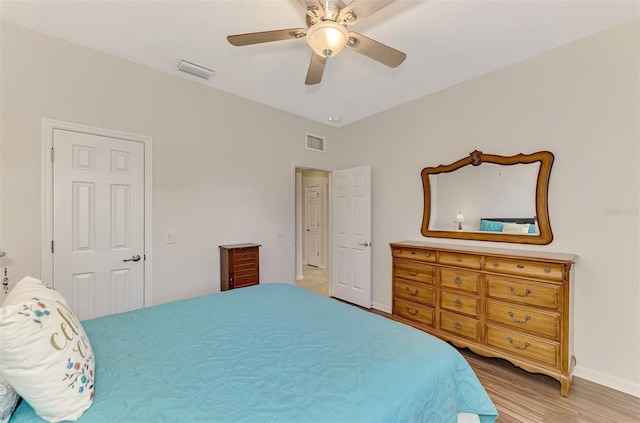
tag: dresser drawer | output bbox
[392,246,436,263]
[393,279,435,306]
[486,276,560,310]
[486,256,564,281]
[440,291,479,317]
[440,311,480,341]
[486,325,559,367]
[439,252,481,270]
[393,259,435,284]
[487,301,560,339]
[441,269,479,293]
[394,298,435,327]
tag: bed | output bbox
[479,217,538,234]
[2,279,497,423]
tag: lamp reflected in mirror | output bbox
[455,212,465,231]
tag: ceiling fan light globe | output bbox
[306,21,348,58]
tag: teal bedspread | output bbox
[11,283,497,422]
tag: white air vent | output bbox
[177,60,214,80]
[306,133,326,152]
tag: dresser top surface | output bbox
[219,243,261,249]
[390,241,576,263]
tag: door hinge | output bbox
[51,240,54,253]
[51,148,54,162]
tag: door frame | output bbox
[41,118,154,306]
[291,162,332,287]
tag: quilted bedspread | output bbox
[11,283,497,422]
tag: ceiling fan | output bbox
[227,0,406,85]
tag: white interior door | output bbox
[330,165,372,308]
[52,129,145,319]
[305,185,321,267]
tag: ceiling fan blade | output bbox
[298,0,325,21]
[338,0,396,26]
[305,53,327,85]
[347,32,406,68]
[227,28,306,46]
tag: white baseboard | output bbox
[296,274,304,281]
[574,364,640,397]
[372,301,391,314]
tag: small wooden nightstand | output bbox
[219,243,261,291]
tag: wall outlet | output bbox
[165,230,175,244]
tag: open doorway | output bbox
[295,168,329,296]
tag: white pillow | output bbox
[0,375,19,423]
[502,222,531,234]
[0,277,95,422]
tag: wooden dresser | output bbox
[219,243,261,291]
[390,241,576,396]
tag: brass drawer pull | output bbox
[455,276,462,284]
[544,267,551,273]
[425,252,431,257]
[411,251,416,255]
[509,286,532,297]
[406,268,419,276]
[405,306,419,316]
[455,299,462,307]
[454,321,462,329]
[456,256,462,262]
[395,250,401,254]
[508,311,531,323]
[508,337,531,350]
[516,264,525,269]
[405,286,419,296]
[493,261,499,267]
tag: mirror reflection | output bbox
[429,162,539,234]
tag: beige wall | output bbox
[334,20,639,395]
[1,18,638,396]
[0,21,339,305]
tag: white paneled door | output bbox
[52,129,145,320]
[331,166,372,308]
[305,185,321,267]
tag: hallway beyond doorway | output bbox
[296,265,329,297]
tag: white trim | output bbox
[573,365,640,397]
[41,118,154,307]
[371,302,392,314]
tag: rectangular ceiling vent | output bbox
[177,60,214,80]
[306,133,326,152]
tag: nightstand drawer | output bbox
[487,325,559,367]
[440,291,479,317]
[394,279,435,306]
[440,311,480,341]
[486,257,563,281]
[486,276,560,310]
[393,259,435,284]
[439,252,481,270]
[441,269,479,293]
[394,298,435,327]
[487,301,560,339]
[392,246,436,263]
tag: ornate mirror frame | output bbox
[421,150,554,245]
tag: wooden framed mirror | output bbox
[421,150,554,245]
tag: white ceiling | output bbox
[1,0,638,126]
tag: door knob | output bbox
[123,254,141,262]
[358,242,371,247]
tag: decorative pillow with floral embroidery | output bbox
[0,277,94,422]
